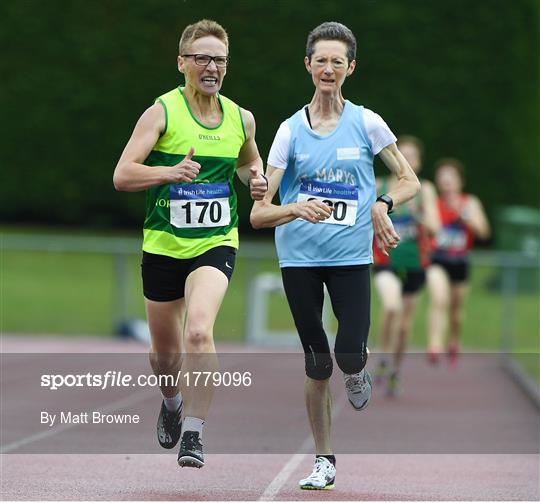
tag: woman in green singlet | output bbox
[372,135,440,396]
[113,19,267,469]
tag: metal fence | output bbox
[2,232,537,338]
[2,231,538,404]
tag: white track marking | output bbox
[259,394,348,501]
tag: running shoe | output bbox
[386,371,400,397]
[177,431,204,468]
[156,400,182,449]
[299,456,336,490]
[373,359,388,385]
[344,369,372,411]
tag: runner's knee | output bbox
[184,325,213,351]
[382,302,402,318]
[333,315,369,374]
[304,350,333,380]
[335,349,368,375]
[334,325,369,374]
[432,294,450,310]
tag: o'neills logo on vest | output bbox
[199,133,221,140]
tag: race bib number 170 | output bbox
[170,183,231,228]
[297,180,358,226]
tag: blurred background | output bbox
[1,0,538,372]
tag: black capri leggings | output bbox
[281,265,370,380]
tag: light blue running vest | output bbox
[275,101,377,267]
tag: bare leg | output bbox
[146,297,185,398]
[449,282,468,348]
[374,271,403,356]
[305,377,332,455]
[181,266,229,421]
[427,265,451,355]
[394,293,419,369]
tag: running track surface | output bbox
[1,336,539,501]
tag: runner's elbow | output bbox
[478,225,491,240]
[431,221,442,236]
[250,209,264,229]
[113,176,125,192]
[113,165,130,191]
[250,203,272,229]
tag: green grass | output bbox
[513,353,540,382]
[2,250,117,334]
[1,244,538,354]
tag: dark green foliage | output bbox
[1,0,538,230]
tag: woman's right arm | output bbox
[113,103,200,192]
[250,166,332,229]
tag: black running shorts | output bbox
[373,265,426,294]
[141,246,236,301]
[430,258,469,283]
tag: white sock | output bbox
[162,392,182,412]
[182,416,204,437]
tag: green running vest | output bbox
[142,87,246,259]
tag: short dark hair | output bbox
[435,157,465,181]
[306,22,356,62]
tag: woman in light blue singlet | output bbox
[251,22,420,490]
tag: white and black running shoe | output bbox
[177,431,204,468]
[344,369,372,410]
[299,457,336,490]
[156,401,182,449]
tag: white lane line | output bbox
[0,390,152,454]
[258,440,311,502]
[259,394,348,501]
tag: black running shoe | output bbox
[177,431,204,468]
[156,400,182,449]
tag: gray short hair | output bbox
[306,22,356,62]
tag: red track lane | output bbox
[1,336,539,501]
[271,454,539,501]
[1,453,538,500]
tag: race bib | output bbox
[297,180,358,226]
[170,183,231,228]
[437,226,467,250]
[393,216,417,241]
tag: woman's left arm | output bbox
[236,108,267,200]
[378,143,421,206]
[372,143,421,255]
